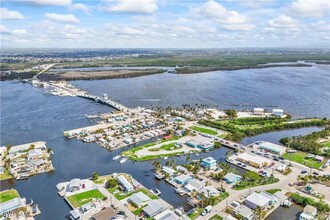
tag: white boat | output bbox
[175,188,185,196]
[150,188,161,196]
[113,155,121,161]
[195,153,199,156]
[163,157,168,160]
[154,172,165,180]
[86,114,98,119]
[119,158,127,164]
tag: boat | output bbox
[150,188,161,196]
[86,114,98,119]
[195,153,199,156]
[163,157,168,160]
[119,158,127,164]
[154,172,165,180]
[113,155,121,161]
[175,188,186,196]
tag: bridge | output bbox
[77,93,129,112]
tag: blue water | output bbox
[1,65,329,219]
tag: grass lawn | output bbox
[209,214,223,220]
[190,126,218,135]
[323,141,330,148]
[93,174,112,184]
[0,169,13,181]
[266,189,281,194]
[188,207,203,219]
[67,189,106,208]
[114,188,158,201]
[0,189,19,203]
[283,151,325,169]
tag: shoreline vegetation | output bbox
[38,68,166,81]
[198,117,329,141]
[2,54,330,81]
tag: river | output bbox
[0,65,329,219]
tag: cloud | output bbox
[45,13,80,23]
[268,15,299,29]
[194,0,254,31]
[289,0,330,17]
[105,24,146,35]
[29,0,72,6]
[0,24,8,33]
[12,29,27,35]
[70,3,91,14]
[103,0,158,13]
[1,8,25,20]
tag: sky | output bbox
[1,0,329,48]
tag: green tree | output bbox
[92,171,99,180]
[254,207,267,220]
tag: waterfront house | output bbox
[183,179,204,192]
[91,207,117,220]
[27,149,43,159]
[176,165,188,174]
[79,201,96,213]
[197,142,214,151]
[185,140,199,148]
[117,175,134,192]
[272,109,284,117]
[258,141,287,155]
[234,205,254,220]
[69,209,81,220]
[201,157,217,169]
[253,108,264,116]
[0,198,23,215]
[299,205,317,220]
[143,200,165,217]
[69,179,81,192]
[244,192,270,210]
[154,210,180,220]
[237,153,270,168]
[162,166,176,176]
[223,173,242,184]
[173,174,193,185]
[200,186,219,197]
[128,192,150,207]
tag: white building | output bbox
[299,205,317,220]
[272,109,284,117]
[253,108,264,116]
[244,192,270,210]
[237,153,271,168]
[258,141,287,155]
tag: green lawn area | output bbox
[209,214,223,220]
[190,126,218,135]
[266,189,281,194]
[112,188,158,201]
[0,169,13,181]
[66,189,106,208]
[283,151,325,169]
[323,141,330,148]
[0,189,19,203]
[188,207,203,219]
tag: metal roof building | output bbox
[117,175,134,192]
[0,198,23,215]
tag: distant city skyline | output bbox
[1,0,330,48]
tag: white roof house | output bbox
[184,179,204,192]
[234,205,254,220]
[128,192,150,207]
[258,141,287,155]
[299,205,317,220]
[253,108,264,115]
[117,175,134,192]
[237,153,271,168]
[0,198,23,215]
[200,186,219,197]
[244,192,270,209]
[162,166,176,176]
[27,149,43,158]
[143,200,164,217]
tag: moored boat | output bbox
[119,158,127,164]
[113,155,121,161]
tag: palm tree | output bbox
[254,206,267,220]
[152,160,162,171]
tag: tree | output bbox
[224,109,237,119]
[152,160,162,171]
[92,171,99,180]
[254,206,267,220]
[105,178,118,188]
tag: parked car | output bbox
[274,158,279,161]
[301,170,308,174]
[312,172,319,176]
[237,163,242,166]
[279,157,284,160]
[251,150,255,153]
[242,164,247,168]
[258,170,264,174]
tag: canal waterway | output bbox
[1,65,329,219]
